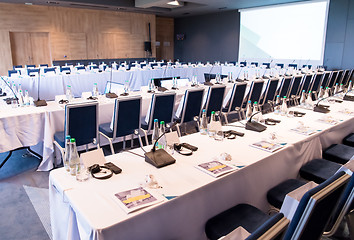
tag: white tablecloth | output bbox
[49,101,354,240]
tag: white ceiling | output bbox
[0,0,311,17]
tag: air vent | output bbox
[69,3,110,9]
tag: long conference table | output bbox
[49,100,354,240]
[4,64,271,101]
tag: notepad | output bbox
[195,161,237,178]
[113,187,164,214]
[250,140,284,153]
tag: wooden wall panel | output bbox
[30,32,51,66]
[0,31,13,75]
[0,2,158,75]
[10,32,33,66]
[156,17,174,61]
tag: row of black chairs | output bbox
[205,133,354,240]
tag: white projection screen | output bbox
[238,0,329,67]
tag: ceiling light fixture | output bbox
[167,0,180,6]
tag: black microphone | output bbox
[144,122,177,168]
[34,73,47,107]
[0,76,18,104]
[245,111,267,132]
[313,96,333,113]
[342,90,354,101]
[105,67,118,98]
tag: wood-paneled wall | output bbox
[0,3,156,75]
[156,17,174,61]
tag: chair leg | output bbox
[346,211,354,240]
[176,124,181,137]
[140,128,148,146]
[99,132,115,154]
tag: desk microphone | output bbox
[245,111,267,132]
[236,66,245,82]
[34,73,47,107]
[106,67,118,98]
[0,76,18,104]
[343,90,354,101]
[204,64,215,86]
[313,96,333,113]
[145,122,177,168]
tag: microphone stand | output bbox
[0,76,18,105]
[245,111,267,132]
[144,123,177,168]
[106,66,118,98]
[313,95,334,113]
[34,73,47,107]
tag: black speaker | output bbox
[144,41,152,52]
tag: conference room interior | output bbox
[0,0,354,239]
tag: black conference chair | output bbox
[309,72,324,100]
[323,144,354,164]
[205,206,288,240]
[221,82,247,123]
[335,70,344,85]
[248,80,264,108]
[175,88,204,136]
[343,133,354,147]
[26,64,36,68]
[251,62,258,67]
[44,67,56,74]
[288,75,303,105]
[276,63,284,68]
[8,69,20,77]
[277,76,292,99]
[320,71,332,89]
[260,78,279,111]
[53,101,99,162]
[344,69,354,87]
[341,69,352,87]
[288,63,297,69]
[27,68,40,76]
[60,66,71,73]
[99,96,143,154]
[39,64,48,67]
[300,73,314,94]
[262,62,270,69]
[204,85,226,117]
[141,92,176,144]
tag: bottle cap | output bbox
[202,109,206,113]
[154,119,158,122]
[283,96,286,98]
[70,138,76,143]
[66,135,71,139]
[254,101,258,104]
[211,111,215,114]
[160,121,165,125]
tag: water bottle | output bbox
[69,138,80,176]
[12,82,18,96]
[64,135,71,172]
[76,154,89,182]
[323,87,330,98]
[92,83,99,96]
[274,95,281,114]
[334,83,340,95]
[348,81,353,92]
[245,100,253,120]
[18,84,22,93]
[24,90,30,106]
[199,109,208,135]
[148,79,155,92]
[158,121,167,150]
[208,111,217,137]
[306,91,314,109]
[214,113,224,141]
[318,86,324,99]
[300,90,306,107]
[281,96,288,116]
[18,90,24,107]
[66,85,73,101]
[152,119,159,148]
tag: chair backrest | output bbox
[327,71,338,89]
[90,65,99,70]
[64,101,99,147]
[262,62,270,69]
[261,78,279,105]
[39,64,48,67]
[283,171,350,240]
[113,96,141,139]
[251,62,258,67]
[309,72,324,93]
[321,71,331,88]
[180,88,204,123]
[8,69,20,77]
[277,77,292,98]
[76,66,85,71]
[26,64,36,68]
[44,67,56,74]
[240,61,247,67]
[246,213,289,240]
[248,80,264,104]
[205,85,226,116]
[13,65,22,69]
[288,64,297,69]
[341,69,351,86]
[27,68,40,76]
[153,77,180,87]
[227,82,247,113]
[60,66,71,73]
[289,75,303,98]
[147,92,176,131]
[335,70,344,85]
[300,74,314,93]
[276,63,284,68]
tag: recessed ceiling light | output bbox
[167,0,180,6]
